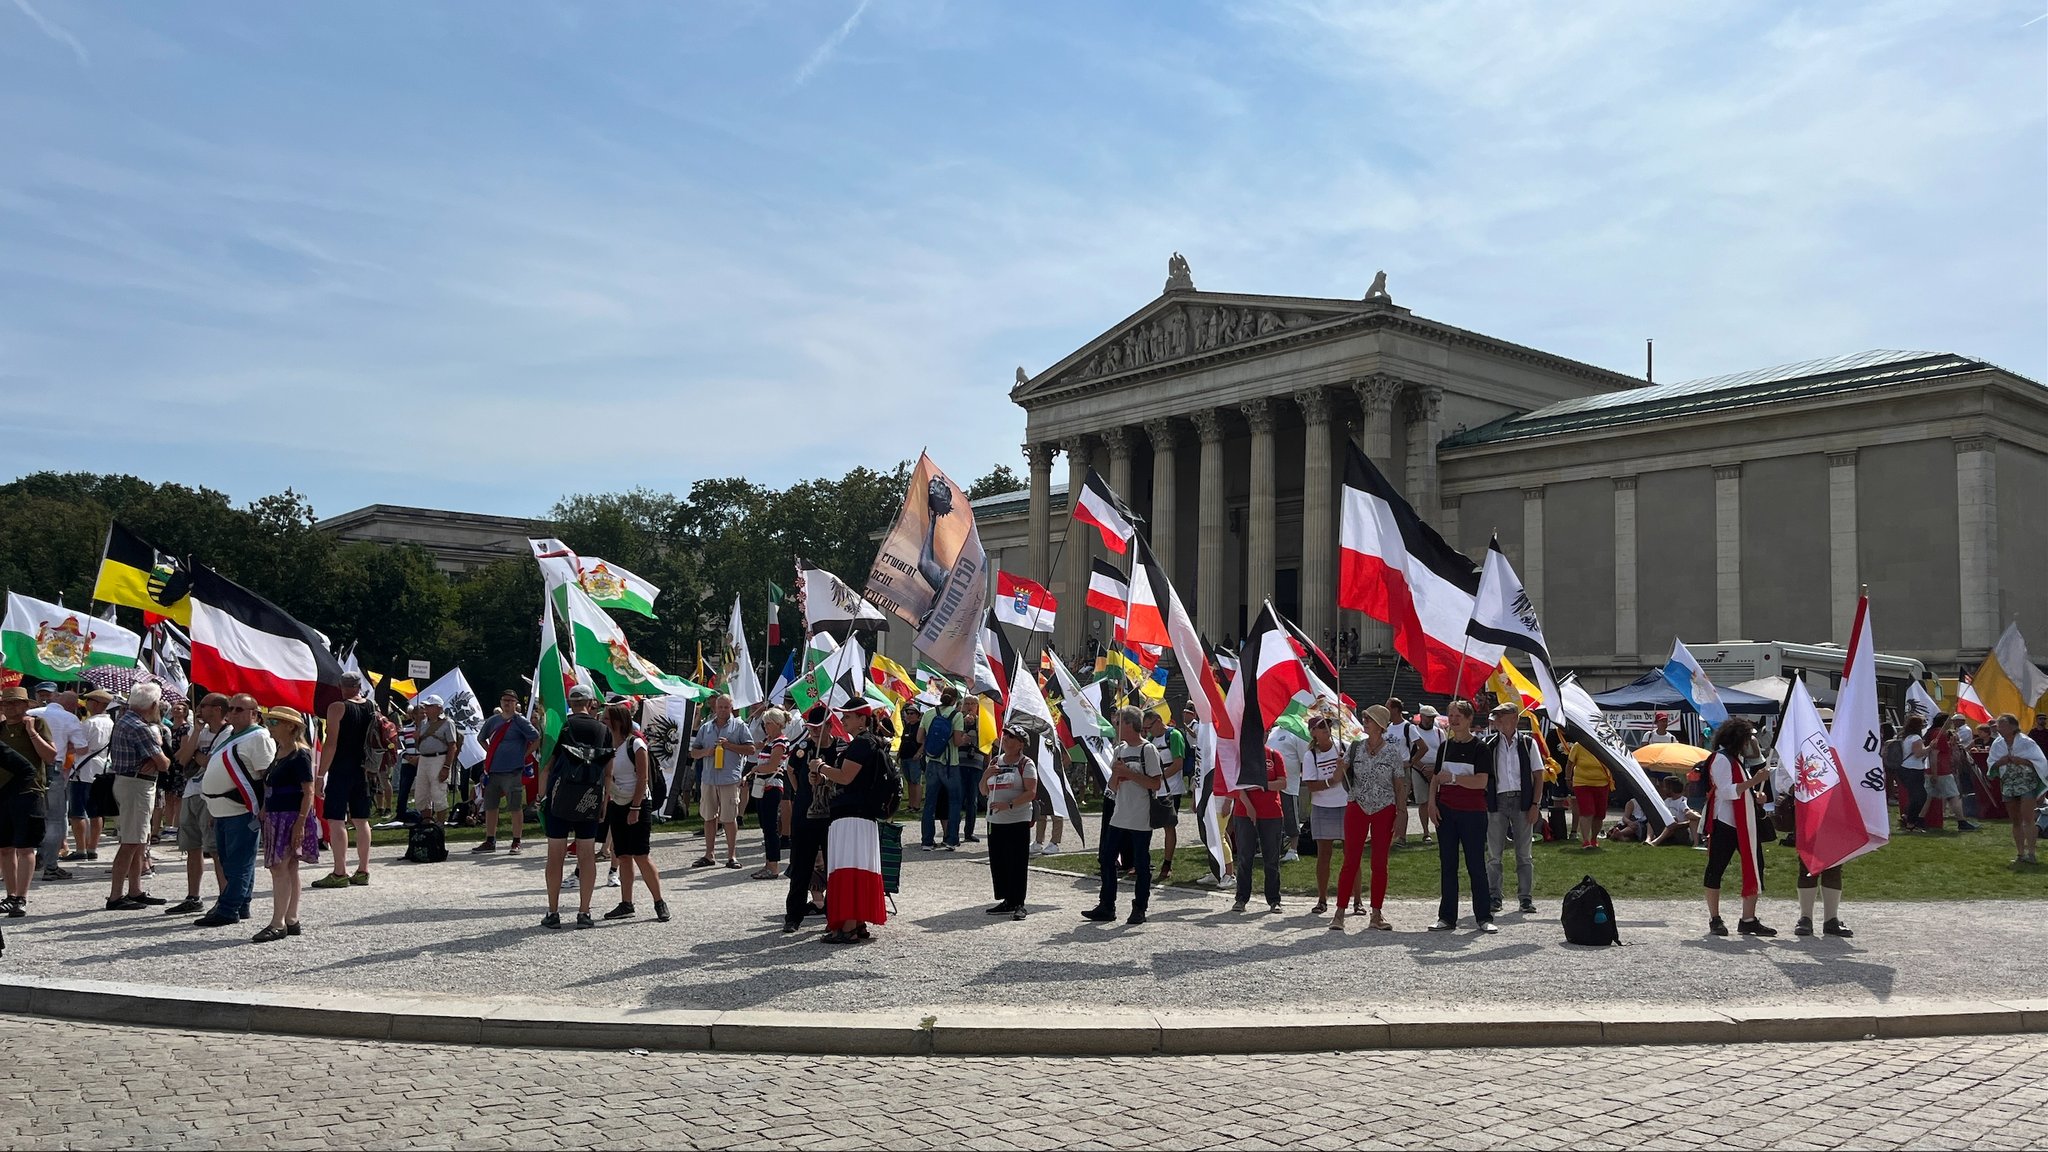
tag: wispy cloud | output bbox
[9,0,89,68]
[794,0,871,85]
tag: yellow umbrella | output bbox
[1632,741,1710,770]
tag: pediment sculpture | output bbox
[1053,302,1343,386]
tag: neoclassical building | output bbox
[981,257,2047,679]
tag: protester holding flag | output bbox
[818,700,890,944]
[1230,741,1288,914]
[253,707,317,944]
[1702,718,1775,937]
[540,684,608,931]
[980,725,1039,920]
[1483,702,1544,917]
[1989,713,2046,865]
[1333,705,1403,932]
[1083,707,1164,927]
[781,704,834,933]
[1898,717,1930,832]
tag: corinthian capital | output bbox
[1354,374,1404,412]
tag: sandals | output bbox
[1312,900,1329,916]
[751,868,779,880]
[820,931,855,944]
[691,857,715,869]
[251,924,288,944]
[724,859,741,870]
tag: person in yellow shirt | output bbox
[1565,738,1613,849]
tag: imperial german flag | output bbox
[93,522,192,625]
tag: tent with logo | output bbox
[1588,671,1778,716]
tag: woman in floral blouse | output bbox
[1333,704,1405,932]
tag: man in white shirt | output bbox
[1643,712,1678,744]
[1483,703,1543,915]
[29,691,83,879]
[1384,697,1429,845]
[168,694,229,916]
[59,690,115,875]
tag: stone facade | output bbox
[997,262,2048,675]
[317,504,548,574]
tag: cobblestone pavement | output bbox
[6,1017,2044,1150]
[5,825,2041,1015]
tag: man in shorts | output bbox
[540,684,607,929]
[167,693,229,915]
[313,673,377,889]
[105,684,171,910]
[410,695,458,827]
[688,694,754,870]
[473,689,538,855]
[0,686,56,916]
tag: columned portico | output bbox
[1353,375,1404,655]
[1521,486,1546,612]
[1714,463,1743,641]
[1025,442,1056,587]
[1295,387,1338,646]
[1955,435,2000,651]
[1193,408,1229,642]
[1143,418,1180,579]
[1059,435,1094,657]
[1242,398,1278,617]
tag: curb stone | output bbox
[1,974,2040,1056]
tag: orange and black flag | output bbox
[92,522,192,626]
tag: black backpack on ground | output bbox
[1561,875,1619,946]
[404,822,447,864]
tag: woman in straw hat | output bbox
[255,706,318,943]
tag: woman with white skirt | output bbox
[819,701,889,944]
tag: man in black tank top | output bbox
[313,674,376,890]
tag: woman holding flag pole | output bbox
[1701,718,1776,937]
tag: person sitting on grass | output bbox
[1608,777,1696,845]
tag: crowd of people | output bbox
[2,669,2042,948]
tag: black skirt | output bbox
[606,799,652,856]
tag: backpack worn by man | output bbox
[1560,875,1620,946]
[922,707,956,760]
[548,716,613,824]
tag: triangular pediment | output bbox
[1013,292,1392,401]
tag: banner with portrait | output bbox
[864,452,988,680]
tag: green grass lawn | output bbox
[1042,817,2046,902]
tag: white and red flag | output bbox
[1955,675,1993,725]
[1225,603,1315,792]
[1793,596,1890,874]
[992,571,1057,634]
[1338,443,1500,694]
[189,565,348,713]
[1085,558,1130,617]
[1072,468,1136,554]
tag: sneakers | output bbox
[1737,917,1778,937]
[1011,907,1028,921]
[1280,850,1301,863]
[1490,899,1504,915]
[470,838,498,854]
[781,917,801,934]
[507,841,523,856]
[41,866,70,881]
[603,902,636,920]
[1957,820,1981,831]
[920,843,939,852]
[1081,907,1117,923]
[1478,921,1499,934]
[311,873,351,890]
[1194,873,1222,887]
[605,866,620,889]
[348,869,370,886]
[105,895,143,911]
[164,898,203,915]
[541,912,562,930]
[962,834,981,844]
[654,899,671,923]
[127,892,166,906]
[1517,899,1537,914]
[575,911,594,929]
[1709,917,1730,937]
[192,911,238,927]
[1823,918,1854,938]
[1428,919,1455,931]
[1231,900,1248,913]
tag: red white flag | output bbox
[1955,676,1993,725]
[1813,595,1890,871]
[1120,555,1170,649]
[1072,468,1136,554]
[1338,442,1500,693]
[992,571,1057,633]
[189,565,348,713]
[1085,558,1130,617]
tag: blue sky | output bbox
[3,0,2042,519]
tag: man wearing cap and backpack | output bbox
[540,684,610,929]
[918,687,966,850]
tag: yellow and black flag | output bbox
[92,522,192,625]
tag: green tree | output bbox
[965,463,1022,500]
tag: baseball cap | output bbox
[1654,711,1670,723]
[568,684,597,703]
[419,694,445,708]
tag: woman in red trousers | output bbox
[1333,705,1404,932]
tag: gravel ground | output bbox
[6,824,2040,1015]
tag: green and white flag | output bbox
[533,593,568,763]
[528,538,660,619]
[559,582,705,699]
[2,592,141,680]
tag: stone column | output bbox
[1439,494,1462,558]
[1025,442,1056,588]
[1352,375,1404,654]
[1521,486,1546,612]
[1142,418,1180,581]
[1827,451,1859,644]
[1956,436,2000,651]
[1714,463,1743,641]
[1103,427,1137,513]
[1242,398,1278,618]
[1193,408,1229,642]
[1295,387,1338,646]
[1614,476,1638,659]
[1404,385,1444,527]
[1059,435,1094,659]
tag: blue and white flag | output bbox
[1662,639,1729,727]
